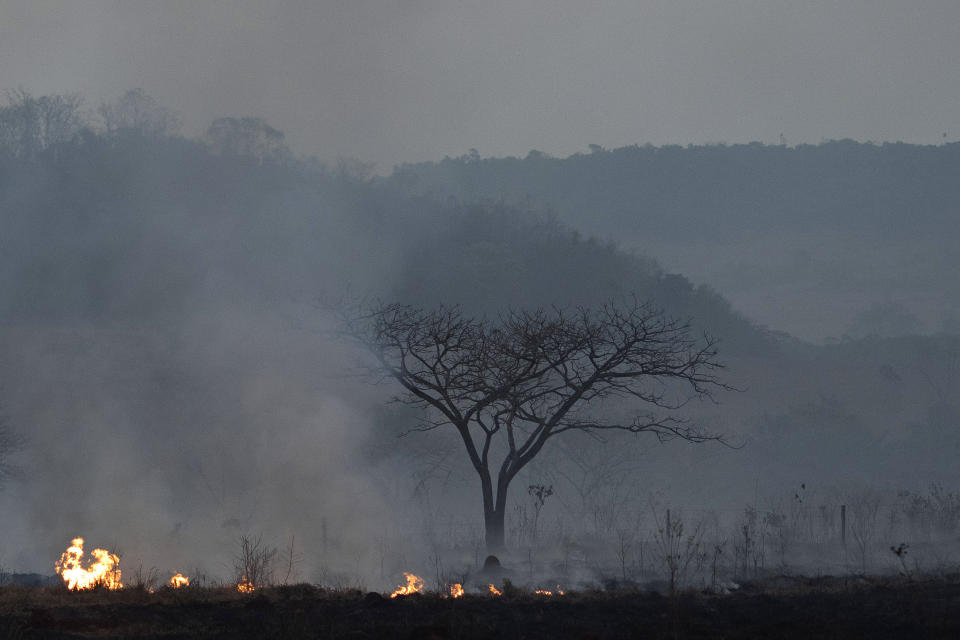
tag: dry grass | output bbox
[1,574,959,638]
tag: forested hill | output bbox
[0,95,767,354]
[0,93,776,566]
[3,93,960,560]
[390,142,960,340]
[391,141,960,239]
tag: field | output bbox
[5,485,960,638]
[2,575,960,639]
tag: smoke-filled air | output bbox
[1,2,960,637]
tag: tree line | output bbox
[0,88,290,165]
[391,140,960,240]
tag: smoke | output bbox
[3,1,960,169]
[0,85,958,589]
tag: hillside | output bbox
[0,131,762,350]
[391,142,960,340]
[1,105,959,579]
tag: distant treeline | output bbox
[0,89,766,353]
[391,141,960,241]
[389,141,960,342]
[3,89,960,512]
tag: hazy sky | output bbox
[2,0,958,169]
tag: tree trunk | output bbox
[479,470,505,553]
[483,472,512,553]
[484,506,506,553]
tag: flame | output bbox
[534,585,565,596]
[449,583,464,598]
[169,573,190,589]
[55,538,123,590]
[390,572,424,598]
[488,584,501,596]
[237,579,255,593]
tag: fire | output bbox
[390,572,424,598]
[534,585,565,596]
[237,579,255,593]
[55,538,123,590]
[488,584,501,596]
[169,573,190,589]
[449,583,464,598]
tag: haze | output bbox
[2,1,958,169]
[1,0,959,595]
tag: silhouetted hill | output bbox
[0,124,767,354]
[391,142,960,340]
[393,142,960,238]
[3,94,959,577]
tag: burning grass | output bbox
[9,518,960,637]
[54,538,122,591]
[2,574,960,639]
[389,572,424,598]
[52,538,201,596]
[169,573,190,589]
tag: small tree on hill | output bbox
[206,117,291,164]
[99,89,181,138]
[339,298,727,552]
[0,89,86,159]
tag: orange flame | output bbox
[488,584,501,596]
[55,538,123,590]
[169,573,190,589]
[449,583,464,598]
[237,579,255,593]
[534,585,565,596]
[390,572,424,598]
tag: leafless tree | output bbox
[338,298,728,552]
[99,89,181,138]
[234,534,277,589]
[545,433,641,533]
[205,116,290,164]
[652,508,705,595]
[847,491,883,573]
[0,89,86,159]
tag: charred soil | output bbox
[1,575,959,639]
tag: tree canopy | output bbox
[340,298,727,550]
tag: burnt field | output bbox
[2,576,960,639]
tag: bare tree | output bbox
[234,534,277,590]
[99,89,181,138]
[205,116,291,164]
[546,433,641,533]
[0,89,86,159]
[339,298,727,552]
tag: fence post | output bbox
[840,505,846,548]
